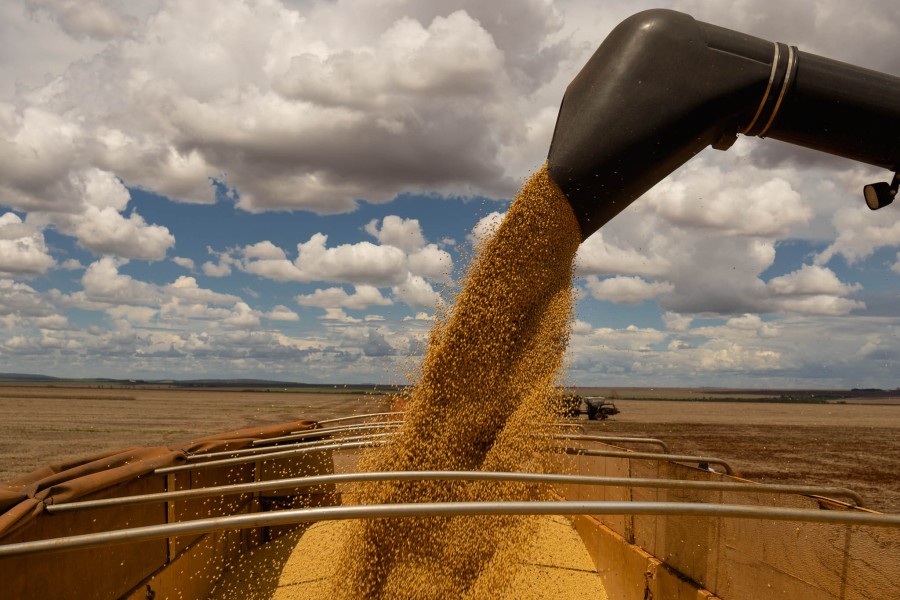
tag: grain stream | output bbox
[331,167,581,599]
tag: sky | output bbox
[0,0,898,388]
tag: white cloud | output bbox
[725,314,765,331]
[320,308,362,323]
[237,234,408,286]
[293,234,408,285]
[26,0,137,41]
[80,257,159,306]
[0,279,55,316]
[661,311,692,332]
[644,159,813,237]
[224,302,260,329]
[0,212,55,275]
[772,295,864,317]
[164,276,240,304]
[266,305,299,321]
[202,260,232,277]
[571,320,592,335]
[816,207,900,265]
[0,0,573,217]
[172,256,195,270]
[408,244,452,280]
[392,274,441,308]
[893,252,900,275]
[766,264,860,296]
[362,328,396,357]
[38,205,174,260]
[585,275,673,305]
[469,211,505,245]
[576,231,669,278]
[365,216,426,253]
[296,285,393,310]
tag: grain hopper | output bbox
[2,9,900,599]
[548,8,900,239]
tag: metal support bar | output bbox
[553,434,670,453]
[252,422,403,447]
[45,470,864,514]
[155,439,386,475]
[314,411,405,426]
[6,500,900,558]
[564,447,734,475]
[188,432,399,462]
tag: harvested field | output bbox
[0,385,391,480]
[2,386,899,513]
[584,399,900,512]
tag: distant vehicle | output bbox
[561,394,620,420]
[584,396,619,420]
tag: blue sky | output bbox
[0,0,898,387]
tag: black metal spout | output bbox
[548,9,900,240]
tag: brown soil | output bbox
[583,399,900,513]
[0,385,390,481]
[3,387,898,514]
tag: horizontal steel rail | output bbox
[45,470,864,514]
[553,434,670,453]
[564,447,734,475]
[252,422,403,447]
[188,432,399,462]
[155,439,386,475]
[315,411,405,426]
[5,500,899,558]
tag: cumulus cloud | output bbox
[165,276,241,304]
[585,275,674,305]
[469,211,505,245]
[0,212,55,275]
[1,0,574,222]
[661,311,692,332]
[674,0,900,75]
[644,159,812,237]
[365,216,426,253]
[79,257,160,306]
[392,274,441,308]
[202,259,233,277]
[296,285,393,310]
[766,264,860,296]
[266,305,299,321]
[172,256,194,270]
[26,0,137,41]
[576,231,670,278]
[362,328,396,357]
[0,279,56,316]
[245,234,408,285]
[224,302,261,329]
[816,207,900,265]
[320,308,362,324]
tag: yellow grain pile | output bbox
[331,166,581,599]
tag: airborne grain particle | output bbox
[331,167,581,599]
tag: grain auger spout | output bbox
[547,8,900,240]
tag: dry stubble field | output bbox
[1,385,899,512]
[0,385,391,480]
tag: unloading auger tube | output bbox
[548,9,900,240]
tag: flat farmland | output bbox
[582,399,900,512]
[0,385,391,481]
[2,386,899,513]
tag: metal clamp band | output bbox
[742,42,780,134]
[759,44,798,137]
